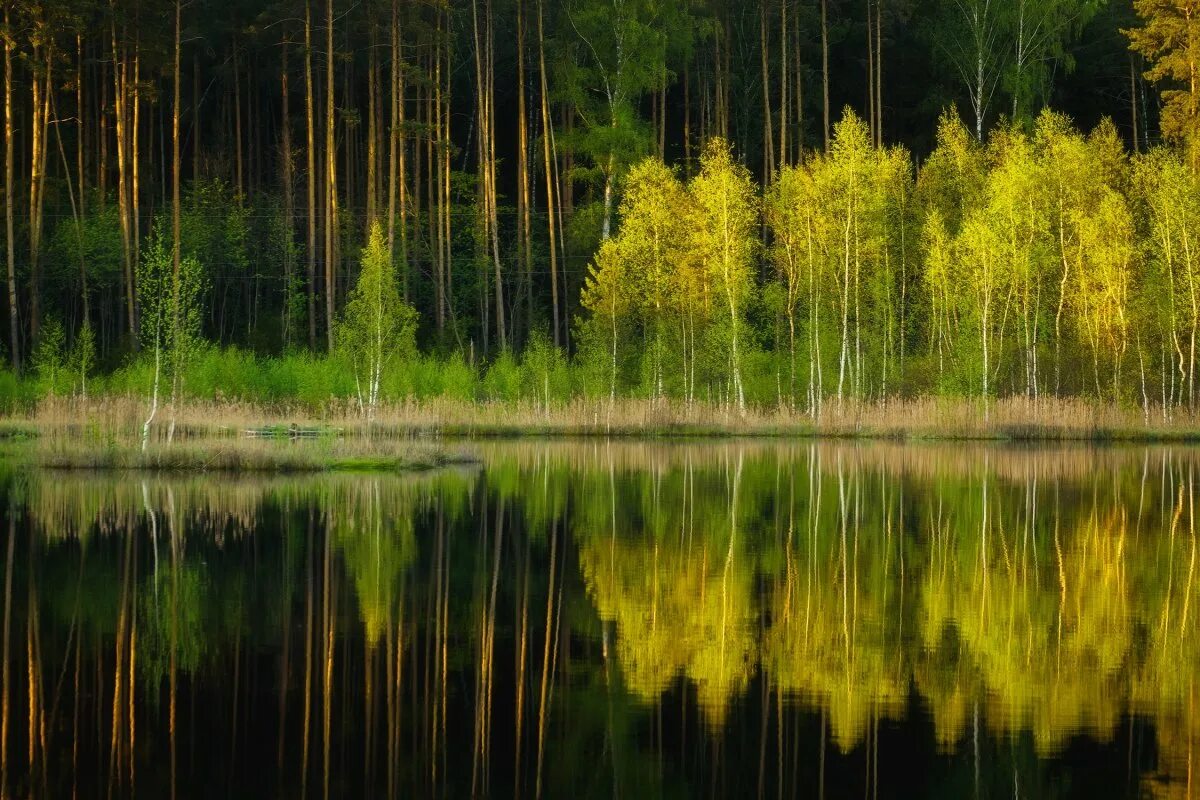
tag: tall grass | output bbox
[4,344,1200,441]
[14,393,1200,441]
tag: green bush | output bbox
[405,352,477,402]
[521,331,573,405]
[482,351,522,403]
[0,369,33,413]
[98,356,156,397]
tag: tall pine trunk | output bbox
[169,0,183,442]
[28,40,52,343]
[4,3,17,371]
[821,0,830,151]
[112,18,136,344]
[366,23,377,230]
[282,31,295,347]
[517,0,532,338]
[760,0,774,184]
[536,0,560,347]
[324,0,337,351]
[304,0,317,348]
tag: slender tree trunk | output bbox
[488,0,508,351]
[780,0,788,167]
[760,0,775,184]
[77,36,85,215]
[282,30,295,346]
[517,0,532,339]
[396,8,408,300]
[28,39,52,343]
[233,45,244,196]
[433,24,446,336]
[430,47,444,335]
[387,0,400,282]
[821,0,830,151]
[305,0,317,348]
[684,65,692,173]
[875,0,883,145]
[131,46,141,288]
[442,21,455,346]
[471,0,506,350]
[325,0,337,351]
[169,0,183,442]
[77,35,90,326]
[50,68,91,380]
[366,22,378,229]
[4,3,17,371]
[536,0,560,347]
[192,54,199,183]
[100,57,108,204]
[866,0,875,144]
[721,16,732,137]
[112,17,136,344]
[1130,54,1139,153]
[793,1,803,158]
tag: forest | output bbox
[0,0,1196,416]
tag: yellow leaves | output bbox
[580,239,629,319]
[616,158,691,310]
[690,138,759,308]
[579,532,757,727]
[919,109,1139,398]
[1133,147,1200,339]
[581,144,751,353]
[1126,0,1200,160]
[1072,189,1135,349]
[918,110,986,222]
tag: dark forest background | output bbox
[0,0,1176,374]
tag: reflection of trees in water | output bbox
[563,443,1200,791]
[577,450,756,727]
[3,445,1200,797]
[764,450,908,754]
[4,469,475,798]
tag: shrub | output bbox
[482,351,522,403]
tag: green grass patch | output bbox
[28,438,476,474]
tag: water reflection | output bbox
[0,443,1197,798]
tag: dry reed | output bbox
[11,393,1200,442]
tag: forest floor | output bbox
[2,394,1200,445]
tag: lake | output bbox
[0,440,1194,798]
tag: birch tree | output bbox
[1133,147,1200,409]
[932,0,1008,140]
[765,163,812,407]
[986,124,1050,398]
[337,222,417,417]
[580,238,632,401]
[138,228,204,451]
[690,138,757,413]
[613,158,691,396]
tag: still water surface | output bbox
[0,441,1196,798]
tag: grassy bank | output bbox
[8,429,475,473]
[6,394,1200,443]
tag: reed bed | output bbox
[10,393,1200,442]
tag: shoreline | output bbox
[2,395,1200,477]
[4,395,1200,444]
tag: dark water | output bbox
[0,441,1197,799]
